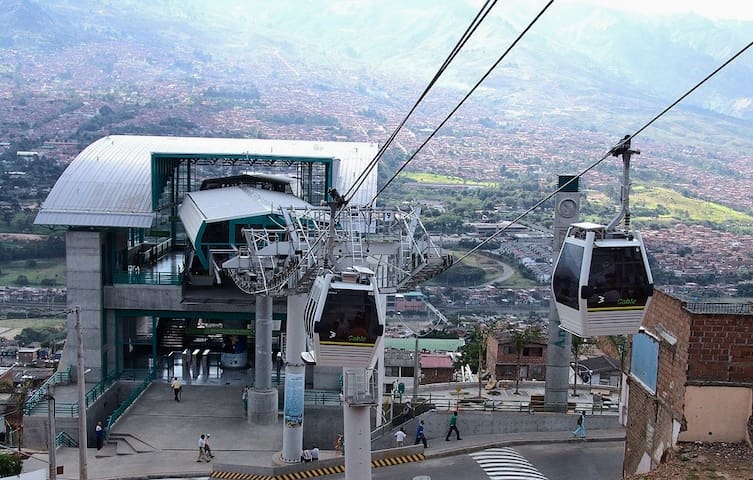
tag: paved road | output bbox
[325,441,625,480]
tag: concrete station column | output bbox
[544,175,579,411]
[281,294,307,462]
[250,295,277,425]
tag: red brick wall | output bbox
[423,368,453,384]
[491,339,547,380]
[687,312,753,382]
[624,290,690,475]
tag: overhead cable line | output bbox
[452,38,753,266]
[274,0,554,292]
[368,0,555,207]
[342,0,499,204]
[267,0,504,290]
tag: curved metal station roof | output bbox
[179,186,313,247]
[35,135,378,228]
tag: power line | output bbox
[369,0,555,207]
[342,0,499,204]
[269,1,505,290]
[452,39,753,266]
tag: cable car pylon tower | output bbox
[551,136,654,338]
[222,187,453,477]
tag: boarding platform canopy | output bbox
[35,135,378,229]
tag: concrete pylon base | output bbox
[249,389,278,425]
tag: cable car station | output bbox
[33,134,453,477]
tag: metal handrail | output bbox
[303,390,342,405]
[112,271,182,285]
[55,431,77,448]
[104,368,156,440]
[84,371,122,407]
[23,366,72,416]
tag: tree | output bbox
[15,326,66,348]
[571,335,592,396]
[608,335,628,394]
[508,325,542,395]
[0,453,22,477]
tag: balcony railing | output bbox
[112,271,182,285]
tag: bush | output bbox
[0,453,22,477]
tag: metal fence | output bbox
[683,302,753,315]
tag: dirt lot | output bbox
[625,442,753,480]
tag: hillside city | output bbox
[0,4,752,480]
[3,36,753,305]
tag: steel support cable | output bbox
[262,0,551,295]
[368,0,555,207]
[453,39,753,266]
[261,0,501,292]
[342,0,498,203]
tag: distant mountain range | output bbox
[1,0,752,149]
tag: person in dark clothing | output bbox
[445,411,462,441]
[414,420,427,448]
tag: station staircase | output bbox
[158,318,186,351]
[395,253,454,292]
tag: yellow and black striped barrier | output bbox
[211,450,425,479]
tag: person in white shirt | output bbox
[171,377,182,402]
[301,449,312,462]
[394,427,407,447]
[197,434,209,462]
[310,445,320,461]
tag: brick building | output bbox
[623,290,753,476]
[420,353,454,384]
[486,330,547,382]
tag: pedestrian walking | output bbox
[572,410,587,438]
[414,420,427,448]
[276,352,284,385]
[197,434,210,462]
[445,411,462,441]
[334,433,344,456]
[394,427,407,447]
[203,433,215,458]
[95,421,104,450]
[171,377,182,402]
[301,448,312,462]
[242,385,249,417]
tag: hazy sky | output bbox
[568,0,753,21]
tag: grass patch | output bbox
[585,185,753,230]
[400,171,497,187]
[632,185,753,224]
[0,318,65,329]
[0,258,66,287]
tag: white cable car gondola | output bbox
[551,137,654,337]
[552,222,654,337]
[303,266,385,367]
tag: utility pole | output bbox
[412,334,419,400]
[47,383,56,480]
[75,306,88,480]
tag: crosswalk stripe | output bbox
[470,447,548,480]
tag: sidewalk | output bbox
[23,429,624,480]
[21,380,624,480]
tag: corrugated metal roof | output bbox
[178,186,313,247]
[35,135,378,228]
[385,338,465,352]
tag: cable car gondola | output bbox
[552,222,654,337]
[303,266,385,367]
[551,136,654,337]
